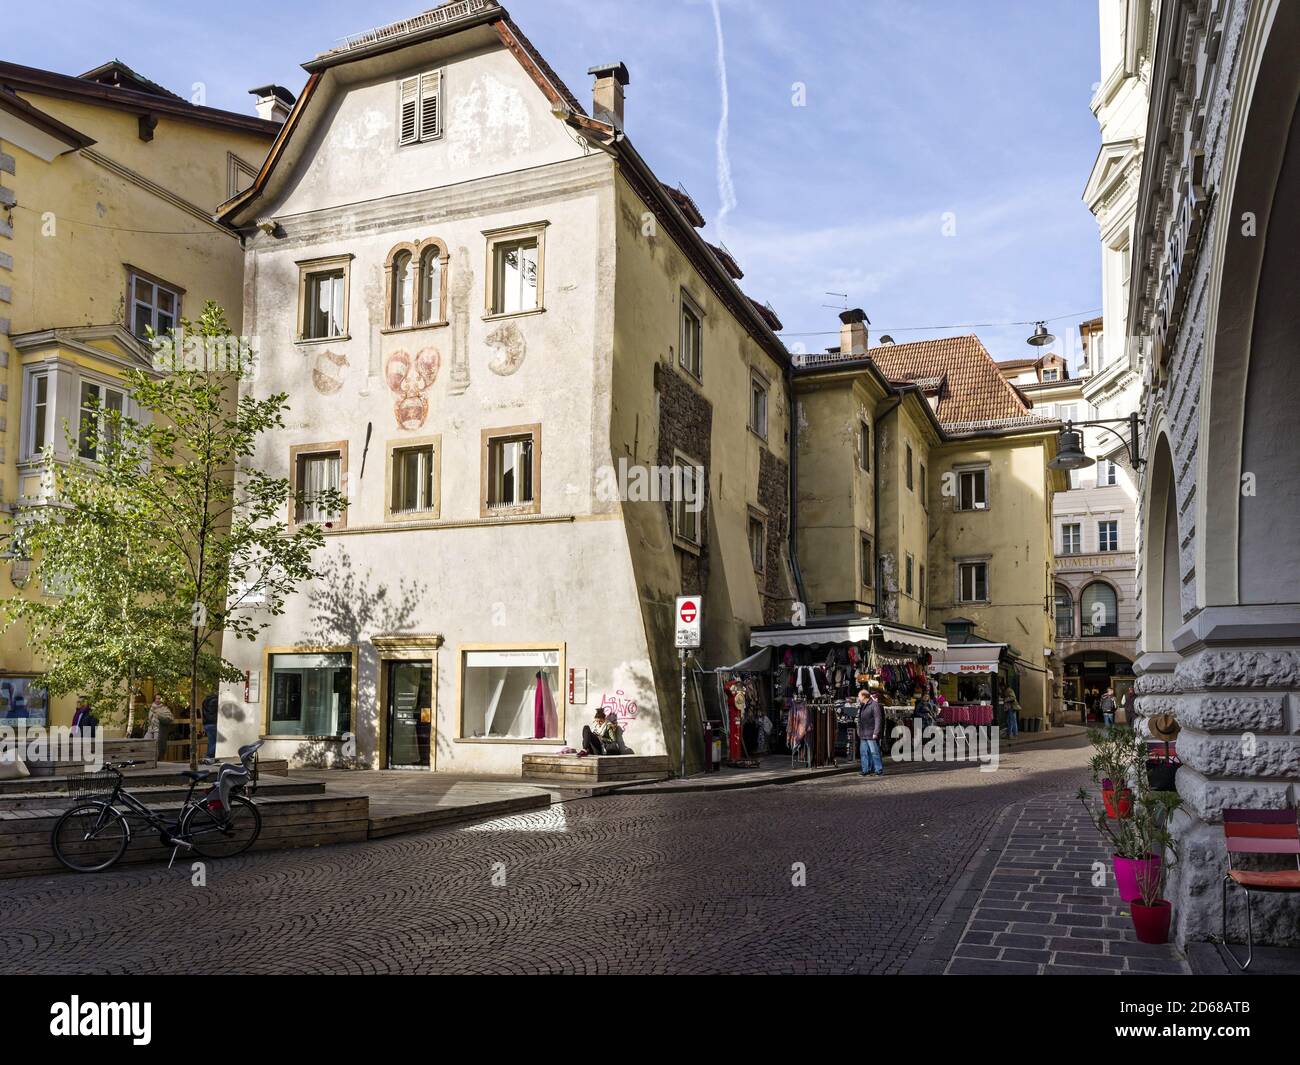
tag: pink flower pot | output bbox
[1112,853,1161,902]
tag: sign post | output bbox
[674,595,702,779]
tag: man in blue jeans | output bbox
[856,687,884,777]
[1003,690,1020,742]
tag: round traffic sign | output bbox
[680,601,697,623]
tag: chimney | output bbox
[839,308,870,355]
[587,62,629,130]
[248,84,296,124]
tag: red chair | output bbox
[1221,808,1300,969]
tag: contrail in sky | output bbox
[711,0,736,234]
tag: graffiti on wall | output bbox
[599,690,640,725]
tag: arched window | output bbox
[1054,585,1074,639]
[389,250,413,328]
[1081,581,1118,637]
[418,243,443,324]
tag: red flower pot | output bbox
[1130,900,1172,944]
[1113,854,1161,902]
[1102,787,1133,818]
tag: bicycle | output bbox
[51,740,266,873]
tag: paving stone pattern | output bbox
[0,737,1146,975]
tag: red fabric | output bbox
[534,675,546,739]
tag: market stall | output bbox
[749,616,948,767]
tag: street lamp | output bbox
[1047,412,1145,471]
[1026,321,1056,348]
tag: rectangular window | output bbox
[958,561,989,603]
[492,239,539,315]
[28,373,50,457]
[460,647,562,740]
[1041,368,1059,382]
[748,513,765,573]
[268,651,352,738]
[398,70,442,145]
[1098,460,1118,486]
[859,421,870,472]
[919,462,927,502]
[295,448,344,526]
[1098,520,1119,552]
[77,381,125,461]
[390,442,438,516]
[297,255,352,341]
[1067,467,1081,491]
[1061,523,1081,555]
[749,373,768,438]
[957,468,988,511]
[680,296,703,379]
[482,424,541,516]
[127,270,181,340]
[861,535,874,588]
[673,457,704,547]
[919,564,926,605]
[905,553,914,597]
[906,444,914,490]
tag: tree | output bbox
[3,302,344,766]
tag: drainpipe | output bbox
[786,362,808,611]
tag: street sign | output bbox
[675,595,701,649]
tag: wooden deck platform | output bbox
[521,752,671,783]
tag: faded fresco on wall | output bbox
[449,246,473,395]
[385,347,442,430]
[312,349,347,394]
[486,321,526,375]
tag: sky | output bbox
[12,0,1106,365]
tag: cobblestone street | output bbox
[0,735,1154,975]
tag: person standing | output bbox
[1099,687,1117,728]
[1003,689,1021,742]
[856,688,884,777]
[201,691,219,764]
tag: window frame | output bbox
[955,465,990,511]
[296,254,353,343]
[748,369,769,439]
[455,642,566,743]
[484,222,548,319]
[1061,522,1082,555]
[398,69,443,146]
[262,644,357,741]
[905,552,915,597]
[385,434,442,522]
[289,440,348,530]
[1054,585,1075,639]
[75,378,127,463]
[957,559,990,604]
[858,420,871,473]
[1080,580,1119,637]
[670,449,706,552]
[125,266,183,341]
[678,289,705,381]
[747,507,766,575]
[1098,519,1119,552]
[383,239,449,331]
[480,423,542,518]
[24,369,52,460]
[905,443,914,491]
[860,534,874,589]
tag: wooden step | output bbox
[522,753,671,782]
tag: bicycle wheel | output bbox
[181,795,262,859]
[52,802,130,873]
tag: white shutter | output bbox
[419,70,441,140]
[399,76,419,145]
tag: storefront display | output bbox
[460,647,561,740]
[267,652,352,737]
[0,676,48,728]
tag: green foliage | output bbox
[1,302,344,741]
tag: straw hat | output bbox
[1148,712,1179,742]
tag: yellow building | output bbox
[791,318,1064,723]
[0,60,279,729]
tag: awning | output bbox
[720,646,772,673]
[929,643,1007,675]
[876,623,948,654]
[749,620,946,653]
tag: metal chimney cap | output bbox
[587,62,630,85]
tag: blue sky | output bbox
[14,0,1104,363]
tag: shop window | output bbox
[672,452,705,548]
[291,442,347,528]
[1098,519,1119,552]
[459,647,562,740]
[267,651,352,737]
[388,438,440,520]
[748,511,765,574]
[482,424,541,516]
[858,421,870,472]
[127,268,181,339]
[1081,581,1118,637]
[958,561,989,603]
[861,535,874,588]
[957,468,988,511]
[1061,523,1081,555]
[297,255,352,341]
[77,381,126,462]
[679,291,704,379]
[749,372,768,438]
[485,223,546,316]
[1054,585,1074,638]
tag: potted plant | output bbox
[1086,726,1142,819]
[1129,791,1180,944]
[1078,785,1176,904]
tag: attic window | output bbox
[399,70,442,145]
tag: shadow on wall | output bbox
[292,546,428,769]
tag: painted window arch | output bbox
[385,239,450,330]
[1080,581,1118,638]
[1054,584,1074,639]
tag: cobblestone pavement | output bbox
[932,792,1190,974]
[2,736,1101,975]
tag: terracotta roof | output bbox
[660,182,705,227]
[745,295,783,332]
[864,335,1034,429]
[705,241,743,279]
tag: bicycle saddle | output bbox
[182,770,212,782]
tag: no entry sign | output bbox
[675,595,702,649]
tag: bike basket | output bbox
[66,769,117,798]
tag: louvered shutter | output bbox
[398,76,419,145]
[419,70,441,140]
